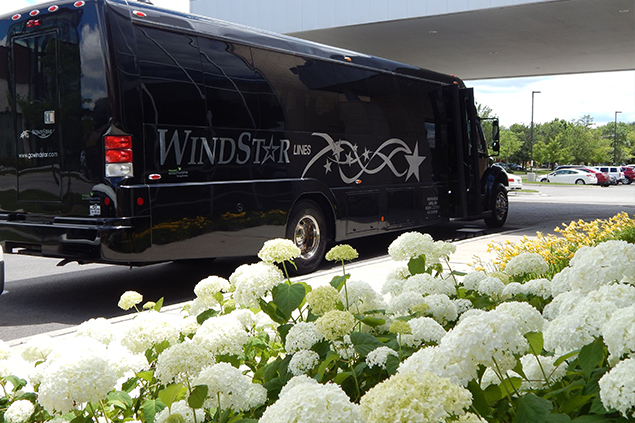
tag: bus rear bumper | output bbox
[0,216,152,264]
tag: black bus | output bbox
[0,0,507,285]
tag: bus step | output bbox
[454,227,486,241]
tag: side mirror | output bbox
[492,141,500,152]
[492,119,500,142]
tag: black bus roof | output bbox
[4,0,463,86]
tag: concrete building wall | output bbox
[190,0,551,34]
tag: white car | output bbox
[506,173,523,190]
[540,168,598,185]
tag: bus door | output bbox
[12,31,63,204]
[444,85,482,219]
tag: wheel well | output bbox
[289,194,336,243]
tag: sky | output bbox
[3,0,634,128]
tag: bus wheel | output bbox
[286,201,327,275]
[484,183,508,228]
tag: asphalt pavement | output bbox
[5,219,555,350]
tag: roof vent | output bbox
[136,0,154,4]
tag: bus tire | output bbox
[484,183,508,228]
[286,200,327,275]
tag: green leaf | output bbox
[333,371,352,384]
[385,354,400,376]
[316,352,340,382]
[137,370,155,382]
[468,380,491,417]
[188,385,209,409]
[483,384,503,404]
[107,391,133,410]
[513,393,554,423]
[141,399,164,423]
[589,395,611,415]
[197,308,219,324]
[153,297,164,311]
[554,349,580,367]
[2,376,27,392]
[579,338,607,377]
[70,417,94,423]
[572,415,614,422]
[545,414,572,423]
[272,283,306,317]
[354,314,386,327]
[330,274,350,291]
[408,255,427,275]
[525,332,544,355]
[158,383,186,409]
[350,332,384,357]
[230,420,260,423]
[259,299,288,325]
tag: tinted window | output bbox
[135,25,206,126]
[199,38,259,130]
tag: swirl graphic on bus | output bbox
[301,132,426,184]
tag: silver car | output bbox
[540,169,598,185]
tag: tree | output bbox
[499,129,523,164]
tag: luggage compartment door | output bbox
[13,31,62,203]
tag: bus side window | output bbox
[134,26,206,127]
[199,38,259,130]
[332,65,373,139]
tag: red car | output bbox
[621,166,634,184]
[579,167,610,187]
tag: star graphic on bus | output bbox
[302,133,425,184]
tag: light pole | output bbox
[530,91,540,171]
[614,111,622,164]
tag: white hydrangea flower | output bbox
[332,334,357,360]
[453,298,474,316]
[118,290,143,310]
[461,271,487,292]
[550,266,574,296]
[401,316,447,347]
[340,279,386,313]
[599,358,635,419]
[75,317,115,345]
[289,350,320,375]
[260,375,362,423]
[504,252,549,276]
[155,339,215,384]
[194,275,230,299]
[193,314,249,356]
[400,309,528,386]
[366,346,398,369]
[229,261,284,307]
[120,311,181,354]
[602,305,635,362]
[382,265,411,296]
[457,412,487,422]
[544,284,635,355]
[3,400,35,423]
[477,276,505,299]
[0,340,12,361]
[421,294,458,324]
[315,310,355,341]
[180,315,201,336]
[193,362,267,412]
[229,308,256,330]
[568,241,635,293]
[258,238,301,264]
[502,282,525,298]
[519,354,567,390]
[388,232,435,261]
[542,291,584,321]
[403,273,455,297]
[38,345,119,413]
[387,291,424,316]
[285,322,324,353]
[155,399,205,423]
[20,334,57,363]
[360,370,472,423]
[495,302,545,335]
[523,278,553,298]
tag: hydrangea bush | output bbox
[2,217,635,423]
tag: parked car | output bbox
[593,166,627,184]
[508,163,525,171]
[493,163,522,190]
[540,169,598,185]
[553,165,610,186]
[620,166,634,184]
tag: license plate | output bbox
[89,204,101,216]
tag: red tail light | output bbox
[105,135,132,150]
[106,149,133,163]
[105,135,133,177]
